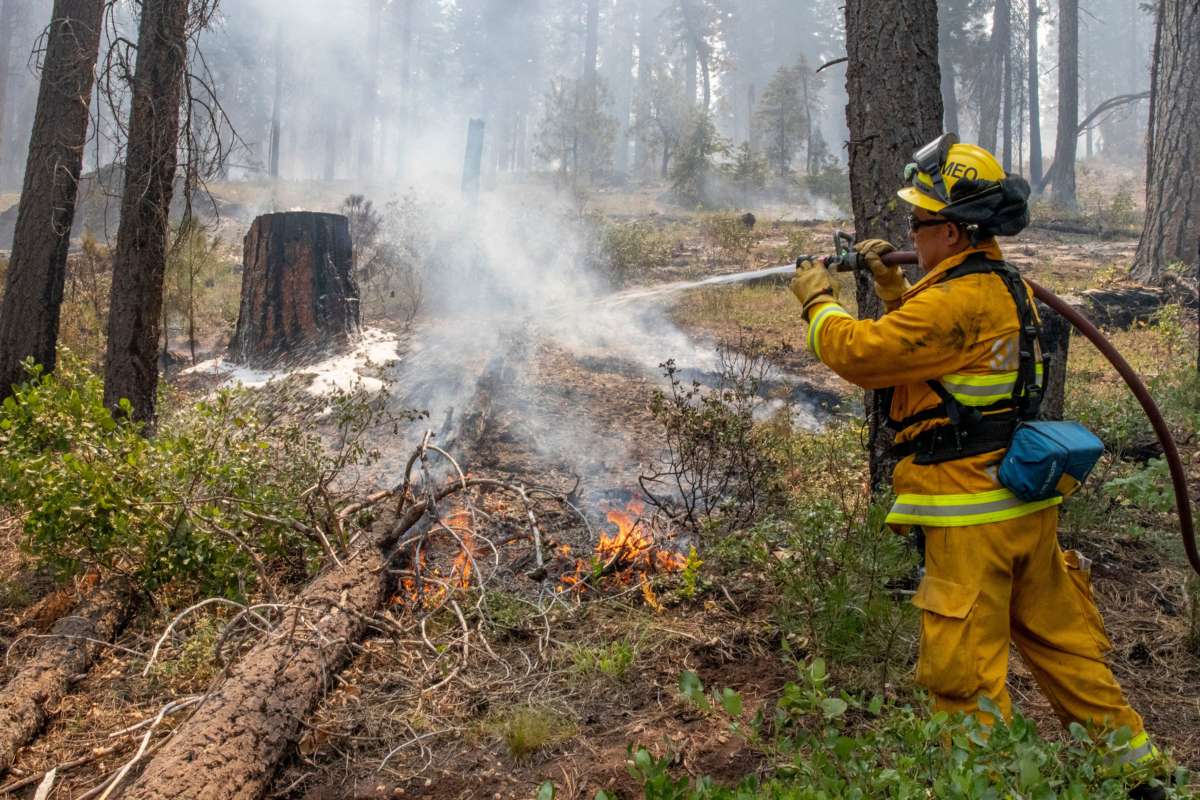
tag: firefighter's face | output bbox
[909,208,969,270]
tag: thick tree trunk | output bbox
[1028,0,1042,186]
[1130,0,1199,284]
[1048,0,1078,209]
[122,545,388,800]
[844,0,943,491]
[0,0,103,400]
[0,581,130,773]
[103,0,189,424]
[230,212,360,366]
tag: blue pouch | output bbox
[998,421,1104,502]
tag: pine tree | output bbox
[755,63,806,179]
[0,0,104,400]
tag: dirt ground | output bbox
[0,174,1197,799]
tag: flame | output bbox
[559,497,685,603]
[393,504,475,608]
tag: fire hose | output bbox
[809,237,1198,577]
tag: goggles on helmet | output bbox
[904,132,959,204]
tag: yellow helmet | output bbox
[897,134,1006,213]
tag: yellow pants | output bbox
[912,507,1143,734]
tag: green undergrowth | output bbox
[0,351,380,600]
[540,660,1187,799]
[609,661,1187,799]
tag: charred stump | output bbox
[230,212,361,366]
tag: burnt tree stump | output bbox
[230,212,360,366]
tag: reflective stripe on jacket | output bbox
[805,241,1059,527]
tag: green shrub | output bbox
[0,353,343,598]
[616,662,1186,799]
[1104,458,1174,514]
[698,214,761,265]
[598,219,674,283]
[571,639,637,681]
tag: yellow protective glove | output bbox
[790,259,837,318]
[855,238,909,303]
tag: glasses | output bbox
[908,215,950,234]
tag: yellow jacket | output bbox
[805,241,1060,527]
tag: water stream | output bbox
[603,262,796,307]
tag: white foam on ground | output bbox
[183,328,403,395]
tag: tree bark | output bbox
[102,0,190,424]
[230,212,360,366]
[1048,0,1078,209]
[120,500,439,800]
[0,0,103,401]
[1130,0,1199,284]
[1001,3,1013,171]
[844,0,943,491]
[0,581,130,773]
[122,545,389,800]
[1028,0,1042,186]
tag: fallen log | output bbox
[120,495,444,800]
[1029,220,1141,240]
[0,580,132,774]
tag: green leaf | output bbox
[820,697,848,719]
[809,658,826,682]
[537,781,556,800]
[719,688,743,717]
[1068,722,1092,743]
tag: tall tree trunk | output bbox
[396,0,414,178]
[358,0,382,179]
[844,0,943,491]
[1130,0,1199,284]
[611,0,635,174]
[978,0,1010,152]
[1048,0,1079,208]
[0,0,103,400]
[103,0,189,424]
[268,21,283,179]
[684,37,696,106]
[584,0,599,95]
[633,0,657,172]
[1028,0,1042,185]
[940,51,960,134]
[1001,11,1013,170]
[0,0,18,164]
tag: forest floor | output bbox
[0,170,1197,800]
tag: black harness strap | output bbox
[886,253,1051,465]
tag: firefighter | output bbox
[790,135,1164,798]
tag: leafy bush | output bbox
[0,354,350,598]
[698,214,761,265]
[641,345,786,534]
[1104,458,1174,514]
[596,218,674,283]
[618,662,1185,799]
[724,143,769,199]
